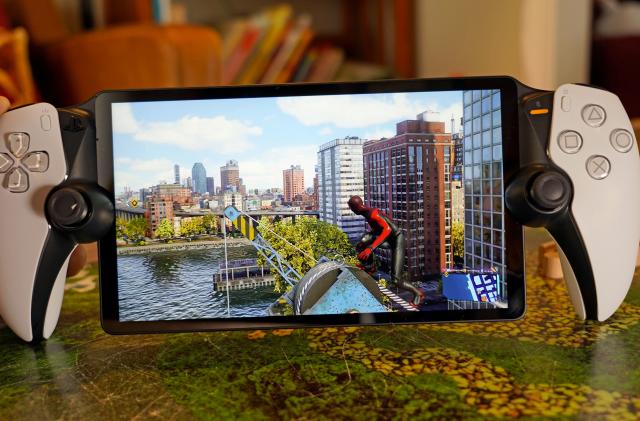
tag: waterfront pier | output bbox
[213,259,274,291]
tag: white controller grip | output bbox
[556,245,586,320]
[43,254,73,339]
[549,84,640,321]
[0,104,68,342]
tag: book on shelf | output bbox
[260,14,312,84]
[52,0,395,84]
[274,23,314,84]
[222,19,248,64]
[306,45,345,83]
[292,48,318,82]
[221,16,267,85]
[235,4,293,85]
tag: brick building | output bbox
[220,160,240,192]
[282,165,304,203]
[145,198,175,235]
[151,183,192,206]
[363,116,453,281]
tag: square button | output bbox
[565,134,579,148]
[558,130,583,154]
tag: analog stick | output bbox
[529,172,570,211]
[47,187,89,227]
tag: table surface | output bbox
[1,228,639,420]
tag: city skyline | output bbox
[112,91,463,194]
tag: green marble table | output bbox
[1,229,639,420]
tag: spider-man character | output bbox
[348,195,425,306]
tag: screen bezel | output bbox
[95,76,525,335]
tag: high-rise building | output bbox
[462,89,505,281]
[317,137,365,242]
[192,162,207,194]
[452,132,464,181]
[283,165,304,203]
[206,177,215,195]
[363,116,452,281]
[174,164,180,184]
[220,160,240,192]
[451,132,465,224]
[186,177,192,190]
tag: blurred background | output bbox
[0,0,639,129]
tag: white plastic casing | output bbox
[548,84,640,321]
[0,103,71,341]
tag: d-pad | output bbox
[1,133,49,193]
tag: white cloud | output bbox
[319,127,333,135]
[112,103,263,152]
[112,103,139,134]
[115,157,176,191]
[277,93,428,128]
[364,128,395,140]
[440,103,464,135]
[115,157,132,165]
[239,145,318,190]
[131,158,174,172]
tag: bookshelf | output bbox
[101,0,416,83]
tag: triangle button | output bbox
[588,108,602,121]
[582,105,606,127]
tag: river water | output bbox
[117,245,281,321]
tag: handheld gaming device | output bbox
[0,77,638,343]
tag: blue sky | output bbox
[112,90,463,194]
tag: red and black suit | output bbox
[351,198,424,306]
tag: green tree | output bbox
[257,216,357,292]
[115,217,128,241]
[452,220,464,260]
[155,218,175,241]
[180,217,205,239]
[126,217,148,244]
[202,213,218,234]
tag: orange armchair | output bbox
[6,0,222,105]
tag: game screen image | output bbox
[112,89,506,321]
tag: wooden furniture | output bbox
[537,241,563,280]
[0,27,37,106]
[6,0,222,105]
[335,0,415,78]
[166,0,417,79]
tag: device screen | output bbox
[110,88,509,322]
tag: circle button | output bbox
[610,129,634,153]
[581,104,606,127]
[586,155,611,180]
[557,130,583,154]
